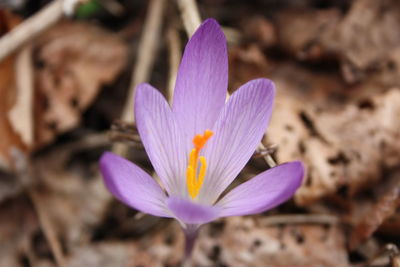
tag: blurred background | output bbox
[0,0,399,266]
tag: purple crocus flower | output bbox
[100,19,304,257]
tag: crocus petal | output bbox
[172,18,228,139]
[100,152,171,218]
[199,79,275,204]
[216,161,304,217]
[167,196,221,225]
[135,83,187,197]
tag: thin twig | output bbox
[176,0,278,168]
[166,24,181,103]
[259,214,339,226]
[222,26,242,46]
[0,0,64,62]
[11,43,66,266]
[29,188,66,267]
[121,0,166,123]
[176,0,201,37]
[0,0,92,62]
[257,143,277,167]
[253,144,277,158]
[114,0,165,155]
[8,45,34,146]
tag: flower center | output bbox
[186,129,213,199]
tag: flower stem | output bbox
[183,225,198,261]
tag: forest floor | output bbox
[0,0,399,266]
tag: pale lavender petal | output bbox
[216,161,304,217]
[172,18,228,139]
[199,79,275,204]
[135,83,187,197]
[167,196,221,225]
[100,152,171,217]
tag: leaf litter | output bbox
[1,0,400,266]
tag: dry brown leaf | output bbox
[33,21,128,147]
[0,10,28,171]
[349,171,400,249]
[269,87,400,205]
[8,45,35,147]
[0,18,128,172]
[0,196,39,267]
[65,221,183,267]
[242,16,277,49]
[229,45,271,90]
[275,8,341,61]
[63,216,349,267]
[274,0,400,83]
[379,212,400,237]
[213,217,349,267]
[230,44,400,206]
[325,0,400,77]
[33,137,112,247]
[67,242,140,267]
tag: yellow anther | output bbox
[198,156,207,185]
[186,129,213,199]
[189,149,197,170]
[186,166,195,195]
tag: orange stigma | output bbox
[186,129,213,199]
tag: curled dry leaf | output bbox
[242,16,277,49]
[349,171,400,249]
[270,87,400,205]
[0,18,128,172]
[379,212,400,238]
[326,0,400,79]
[274,0,400,83]
[32,136,112,247]
[33,22,128,147]
[274,8,341,61]
[229,45,271,90]
[210,217,349,267]
[67,242,141,267]
[0,196,39,267]
[230,44,400,206]
[64,216,349,267]
[66,221,183,266]
[0,10,28,171]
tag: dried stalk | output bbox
[166,24,181,103]
[29,189,66,267]
[0,0,64,62]
[257,143,277,167]
[0,0,92,62]
[10,44,66,267]
[122,0,166,122]
[9,45,34,146]
[113,0,166,155]
[176,0,201,37]
[259,214,339,226]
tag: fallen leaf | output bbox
[213,217,349,267]
[275,8,340,61]
[230,45,400,206]
[33,21,128,147]
[274,0,400,83]
[326,0,400,78]
[33,134,112,247]
[0,10,27,171]
[0,17,128,172]
[349,170,400,249]
[0,196,39,267]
